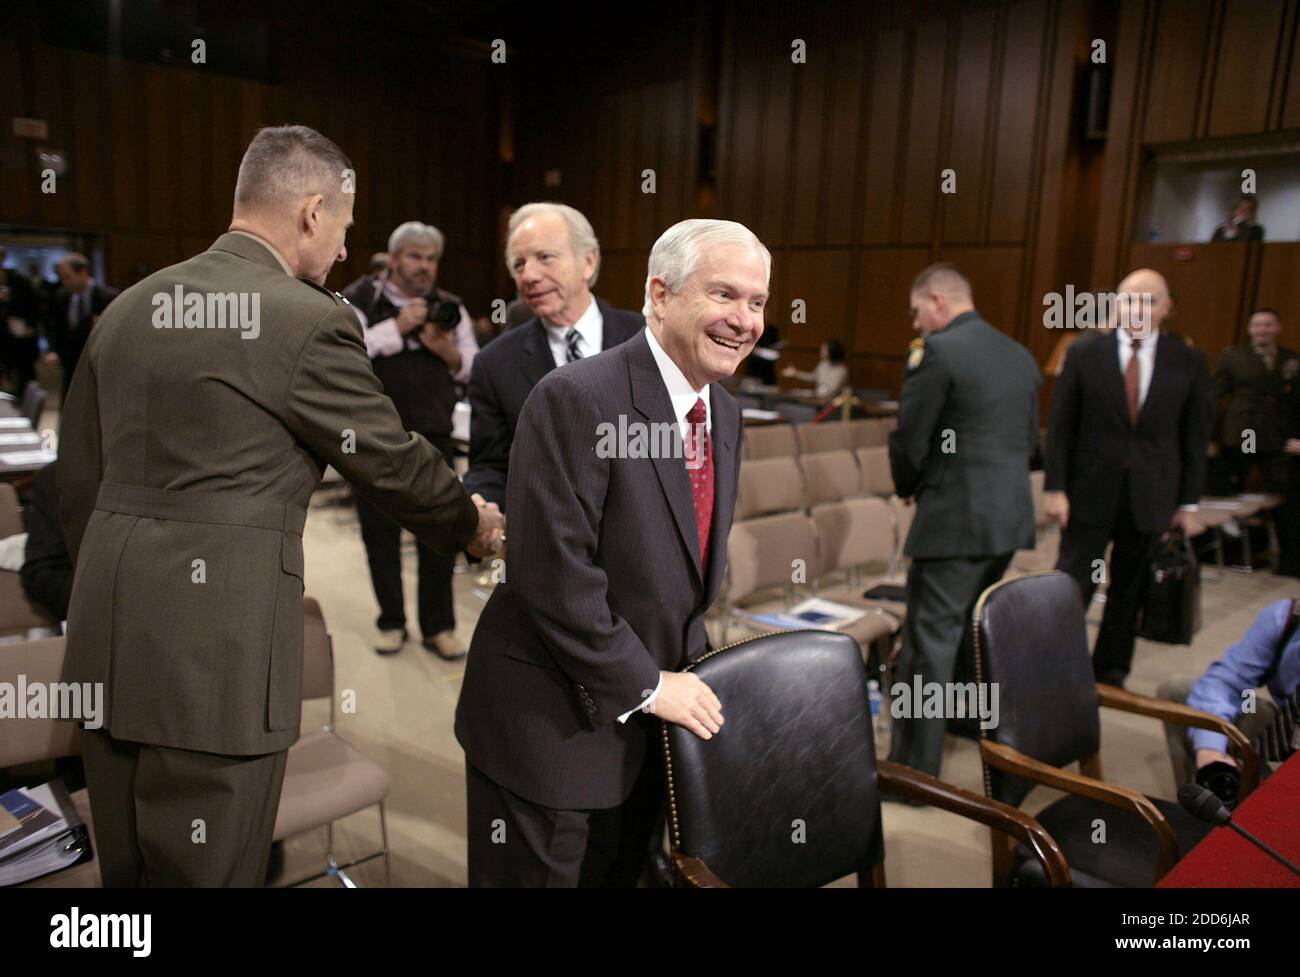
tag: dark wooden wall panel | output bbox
[1128,242,1251,355]
[1143,0,1215,144]
[1207,0,1288,137]
[1285,11,1300,129]
[942,6,997,244]
[988,0,1049,243]
[860,26,906,247]
[853,247,932,357]
[1255,244,1300,329]
[900,25,947,244]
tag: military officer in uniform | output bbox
[57,125,503,887]
[886,263,1041,777]
[1211,308,1299,574]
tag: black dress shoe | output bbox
[641,850,675,888]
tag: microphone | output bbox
[1178,783,1300,877]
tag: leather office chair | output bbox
[971,571,1260,887]
[21,381,47,428]
[661,629,1069,887]
[0,483,59,637]
[272,596,392,887]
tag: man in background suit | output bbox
[1045,268,1210,687]
[0,245,40,395]
[49,253,119,400]
[463,202,643,508]
[1210,308,1298,574]
[58,125,502,887]
[887,263,1041,778]
[456,219,770,886]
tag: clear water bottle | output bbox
[867,679,882,734]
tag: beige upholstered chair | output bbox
[272,596,392,887]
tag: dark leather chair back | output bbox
[663,630,883,887]
[973,571,1100,806]
[21,381,46,427]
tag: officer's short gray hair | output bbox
[389,221,445,257]
[234,125,354,214]
[505,202,601,288]
[911,262,972,302]
[642,219,771,319]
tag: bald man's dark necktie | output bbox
[686,398,713,570]
[1125,338,1141,424]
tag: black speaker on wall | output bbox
[1083,63,1112,141]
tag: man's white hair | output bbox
[504,202,601,287]
[642,219,771,319]
[389,221,445,257]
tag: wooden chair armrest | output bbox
[981,740,1181,879]
[671,852,729,888]
[878,759,1071,887]
[1096,683,1260,797]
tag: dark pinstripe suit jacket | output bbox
[455,328,742,810]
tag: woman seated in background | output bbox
[781,339,848,401]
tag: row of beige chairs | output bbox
[1,597,388,888]
[718,453,916,653]
[743,417,897,461]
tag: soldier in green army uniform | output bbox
[886,263,1042,778]
[1211,308,1300,574]
[57,126,504,886]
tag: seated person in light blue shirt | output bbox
[1157,599,1300,790]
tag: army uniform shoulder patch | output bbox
[907,337,925,370]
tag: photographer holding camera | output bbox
[343,220,480,659]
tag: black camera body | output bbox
[1195,760,1242,809]
[426,298,461,332]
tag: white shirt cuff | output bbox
[617,673,663,723]
[1178,504,1199,512]
[364,318,404,359]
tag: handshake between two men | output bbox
[468,492,506,559]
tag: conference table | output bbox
[0,400,53,482]
[1158,752,1300,887]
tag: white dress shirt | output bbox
[1118,329,1198,513]
[351,275,476,383]
[1117,328,1157,409]
[617,326,712,724]
[543,294,603,367]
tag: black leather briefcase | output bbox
[1137,531,1201,645]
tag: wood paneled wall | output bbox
[509,0,1100,396]
[0,25,503,311]
[1093,0,1300,356]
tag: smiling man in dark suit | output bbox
[1045,268,1211,687]
[463,203,644,509]
[456,218,770,887]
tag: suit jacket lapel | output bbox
[704,391,738,600]
[519,319,555,390]
[1138,332,1175,428]
[628,332,704,587]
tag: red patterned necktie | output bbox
[686,397,713,569]
[1124,337,1141,424]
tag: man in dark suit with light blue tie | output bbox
[456,218,771,887]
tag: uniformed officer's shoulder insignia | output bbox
[907,337,925,370]
[297,277,345,306]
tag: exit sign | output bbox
[13,117,49,139]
